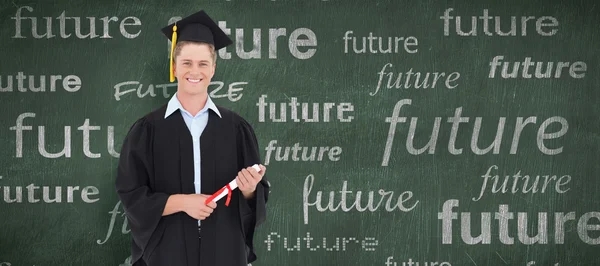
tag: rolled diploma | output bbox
[205,164,261,204]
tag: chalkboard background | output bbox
[1,0,598,265]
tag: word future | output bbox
[167,18,318,60]
[342,31,418,54]
[9,113,121,158]
[97,201,129,245]
[11,6,141,39]
[216,21,317,60]
[264,231,378,252]
[385,257,451,266]
[113,80,246,102]
[0,176,100,204]
[0,72,81,92]
[472,165,571,202]
[438,199,600,245]
[303,174,419,224]
[382,99,568,166]
[263,140,342,165]
[371,63,460,96]
[257,94,354,122]
[489,56,587,79]
[440,8,559,36]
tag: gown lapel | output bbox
[197,110,218,266]
[174,111,200,266]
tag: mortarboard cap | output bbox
[161,10,233,82]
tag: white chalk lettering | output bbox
[342,31,418,54]
[438,199,600,245]
[385,257,452,266]
[472,165,571,202]
[263,140,342,165]
[119,256,132,266]
[526,262,561,266]
[440,8,559,36]
[264,231,378,252]
[113,80,245,102]
[303,174,418,224]
[97,201,129,245]
[11,6,141,39]
[257,94,354,123]
[381,99,568,166]
[0,72,81,92]
[0,176,100,204]
[488,55,587,79]
[9,113,121,158]
[164,18,317,60]
[371,63,460,96]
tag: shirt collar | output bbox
[164,93,222,119]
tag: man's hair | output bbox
[173,41,217,64]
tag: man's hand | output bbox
[182,194,217,220]
[236,164,266,198]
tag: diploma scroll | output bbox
[204,164,262,206]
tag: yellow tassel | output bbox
[169,25,178,82]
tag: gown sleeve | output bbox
[236,118,269,263]
[114,118,170,260]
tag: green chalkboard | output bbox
[1,0,599,265]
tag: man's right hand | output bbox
[182,194,217,220]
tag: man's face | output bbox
[173,43,215,96]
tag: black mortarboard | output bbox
[161,10,233,82]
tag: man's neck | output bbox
[177,91,208,117]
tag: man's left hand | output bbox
[236,164,266,198]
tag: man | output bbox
[115,10,269,266]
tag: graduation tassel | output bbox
[169,24,178,82]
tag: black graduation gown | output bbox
[114,104,269,266]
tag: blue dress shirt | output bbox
[164,93,221,225]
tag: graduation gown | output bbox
[115,104,269,266]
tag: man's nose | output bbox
[189,66,202,75]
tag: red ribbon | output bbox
[224,184,232,206]
[204,184,234,206]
